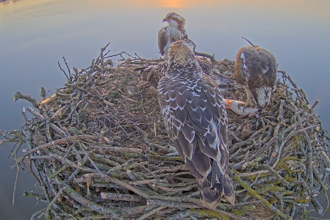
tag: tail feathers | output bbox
[197,175,235,209]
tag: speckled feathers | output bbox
[234,45,277,107]
[157,39,235,207]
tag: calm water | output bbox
[0,0,330,219]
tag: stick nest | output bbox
[2,44,330,220]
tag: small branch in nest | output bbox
[12,159,20,205]
[241,36,257,47]
[100,192,141,202]
[133,124,170,152]
[136,206,165,220]
[23,191,47,203]
[13,91,38,108]
[58,60,70,82]
[55,177,121,218]
[311,99,320,109]
[231,169,291,220]
[45,187,64,219]
[195,51,217,62]
[12,135,97,168]
[89,145,143,154]
[30,208,46,220]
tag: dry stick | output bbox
[100,192,141,202]
[241,36,257,47]
[195,51,217,62]
[311,99,320,109]
[12,162,20,205]
[133,124,169,152]
[50,153,96,173]
[26,107,67,137]
[107,161,149,174]
[55,177,121,218]
[136,206,165,220]
[30,208,46,220]
[91,173,246,219]
[148,199,200,209]
[13,135,97,167]
[79,143,104,178]
[89,145,143,153]
[58,61,70,81]
[238,169,270,178]
[22,107,29,123]
[45,187,64,219]
[313,167,329,213]
[13,91,38,108]
[233,136,278,170]
[231,170,291,220]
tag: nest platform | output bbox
[1,44,330,220]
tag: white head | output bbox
[163,12,186,28]
[255,86,272,108]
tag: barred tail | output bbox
[197,175,235,208]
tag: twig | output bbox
[195,51,217,62]
[136,206,165,220]
[241,36,257,47]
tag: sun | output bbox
[158,0,185,9]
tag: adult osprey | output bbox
[158,12,188,60]
[157,39,235,208]
[233,38,277,108]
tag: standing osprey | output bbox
[157,39,235,208]
[234,38,277,108]
[158,12,188,60]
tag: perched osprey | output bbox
[158,12,188,60]
[140,57,232,93]
[157,39,235,208]
[234,39,277,108]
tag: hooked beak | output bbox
[162,18,168,22]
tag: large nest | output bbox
[1,43,330,220]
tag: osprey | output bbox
[141,57,232,93]
[158,12,188,60]
[233,39,277,108]
[157,39,235,208]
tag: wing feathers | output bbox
[158,27,167,56]
[158,70,234,207]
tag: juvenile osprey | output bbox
[158,12,188,60]
[234,38,277,108]
[141,57,232,93]
[157,39,235,208]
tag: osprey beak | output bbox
[223,99,232,109]
[162,18,168,22]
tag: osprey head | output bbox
[167,39,196,66]
[163,12,186,28]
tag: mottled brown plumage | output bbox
[158,12,188,60]
[157,39,235,208]
[234,43,277,108]
[141,57,231,93]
